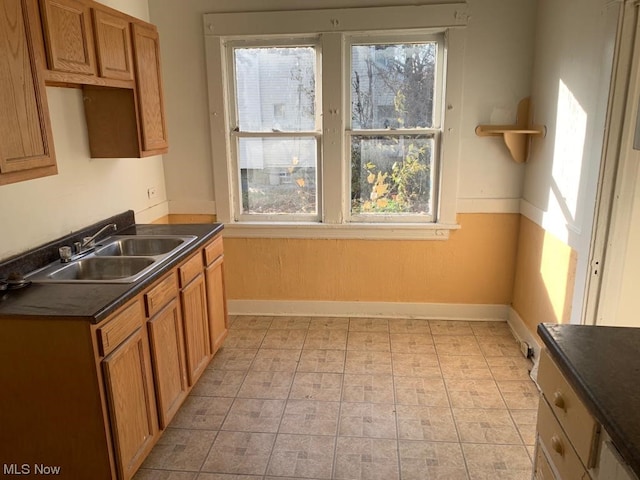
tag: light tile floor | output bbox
[135,316,538,480]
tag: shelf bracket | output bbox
[475,97,546,163]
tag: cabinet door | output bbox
[205,255,229,355]
[131,22,168,154]
[534,441,558,480]
[147,298,188,429]
[103,326,158,480]
[0,0,56,184]
[180,273,211,385]
[92,8,133,81]
[39,0,96,75]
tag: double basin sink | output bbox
[26,235,197,283]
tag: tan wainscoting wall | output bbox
[222,213,519,304]
[512,215,577,338]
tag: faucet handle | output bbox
[59,246,73,263]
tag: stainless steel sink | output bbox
[45,257,155,282]
[94,237,186,257]
[26,234,198,284]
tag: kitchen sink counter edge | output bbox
[0,222,224,323]
[538,322,640,477]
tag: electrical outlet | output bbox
[147,186,158,199]
[519,341,533,359]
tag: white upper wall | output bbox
[148,0,536,215]
[523,0,619,323]
[0,0,168,261]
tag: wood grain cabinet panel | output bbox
[39,0,96,75]
[92,7,133,81]
[0,0,57,185]
[205,254,228,355]
[102,321,158,480]
[179,251,204,287]
[132,22,168,154]
[147,297,188,429]
[180,272,211,385]
[97,297,143,356]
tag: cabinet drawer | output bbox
[178,252,202,288]
[97,298,144,356]
[535,440,557,480]
[204,235,223,266]
[538,349,600,466]
[179,252,203,287]
[537,399,591,480]
[145,271,178,317]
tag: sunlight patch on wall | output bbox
[540,227,577,324]
[551,79,587,227]
[512,216,577,336]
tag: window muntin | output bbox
[229,44,320,221]
[348,38,443,222]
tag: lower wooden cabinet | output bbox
[180,270,212,385]
[535,439,558,479]
[0,232,227,480]
[147,297,188,428]
[102,301,158,480]
[206,254,228,355]
[534,349,599,480]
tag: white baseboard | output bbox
[228,300,510,321]
[507,306,542,381]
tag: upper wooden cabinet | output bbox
[39,0,137,87]
[82,19,169,157]
[93,7,134,81]
[37,0,169,158]
[132,22,168,154]
[39,0,96,76]
[0,0,168,182]
[0,0,57,186]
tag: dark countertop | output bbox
[0,222,224,323]
[538,323,640,476]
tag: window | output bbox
[230,44,320,221]
[204,5,467,239]
[349,38,443,223]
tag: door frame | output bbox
[584,0,640,325]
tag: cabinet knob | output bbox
[551,435,564,456]
[553,391,566,410]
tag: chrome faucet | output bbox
[75,223,117,253]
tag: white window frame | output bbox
[226,38,323,223]
[203,4,468,239]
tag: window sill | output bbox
[221,222,460,240]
